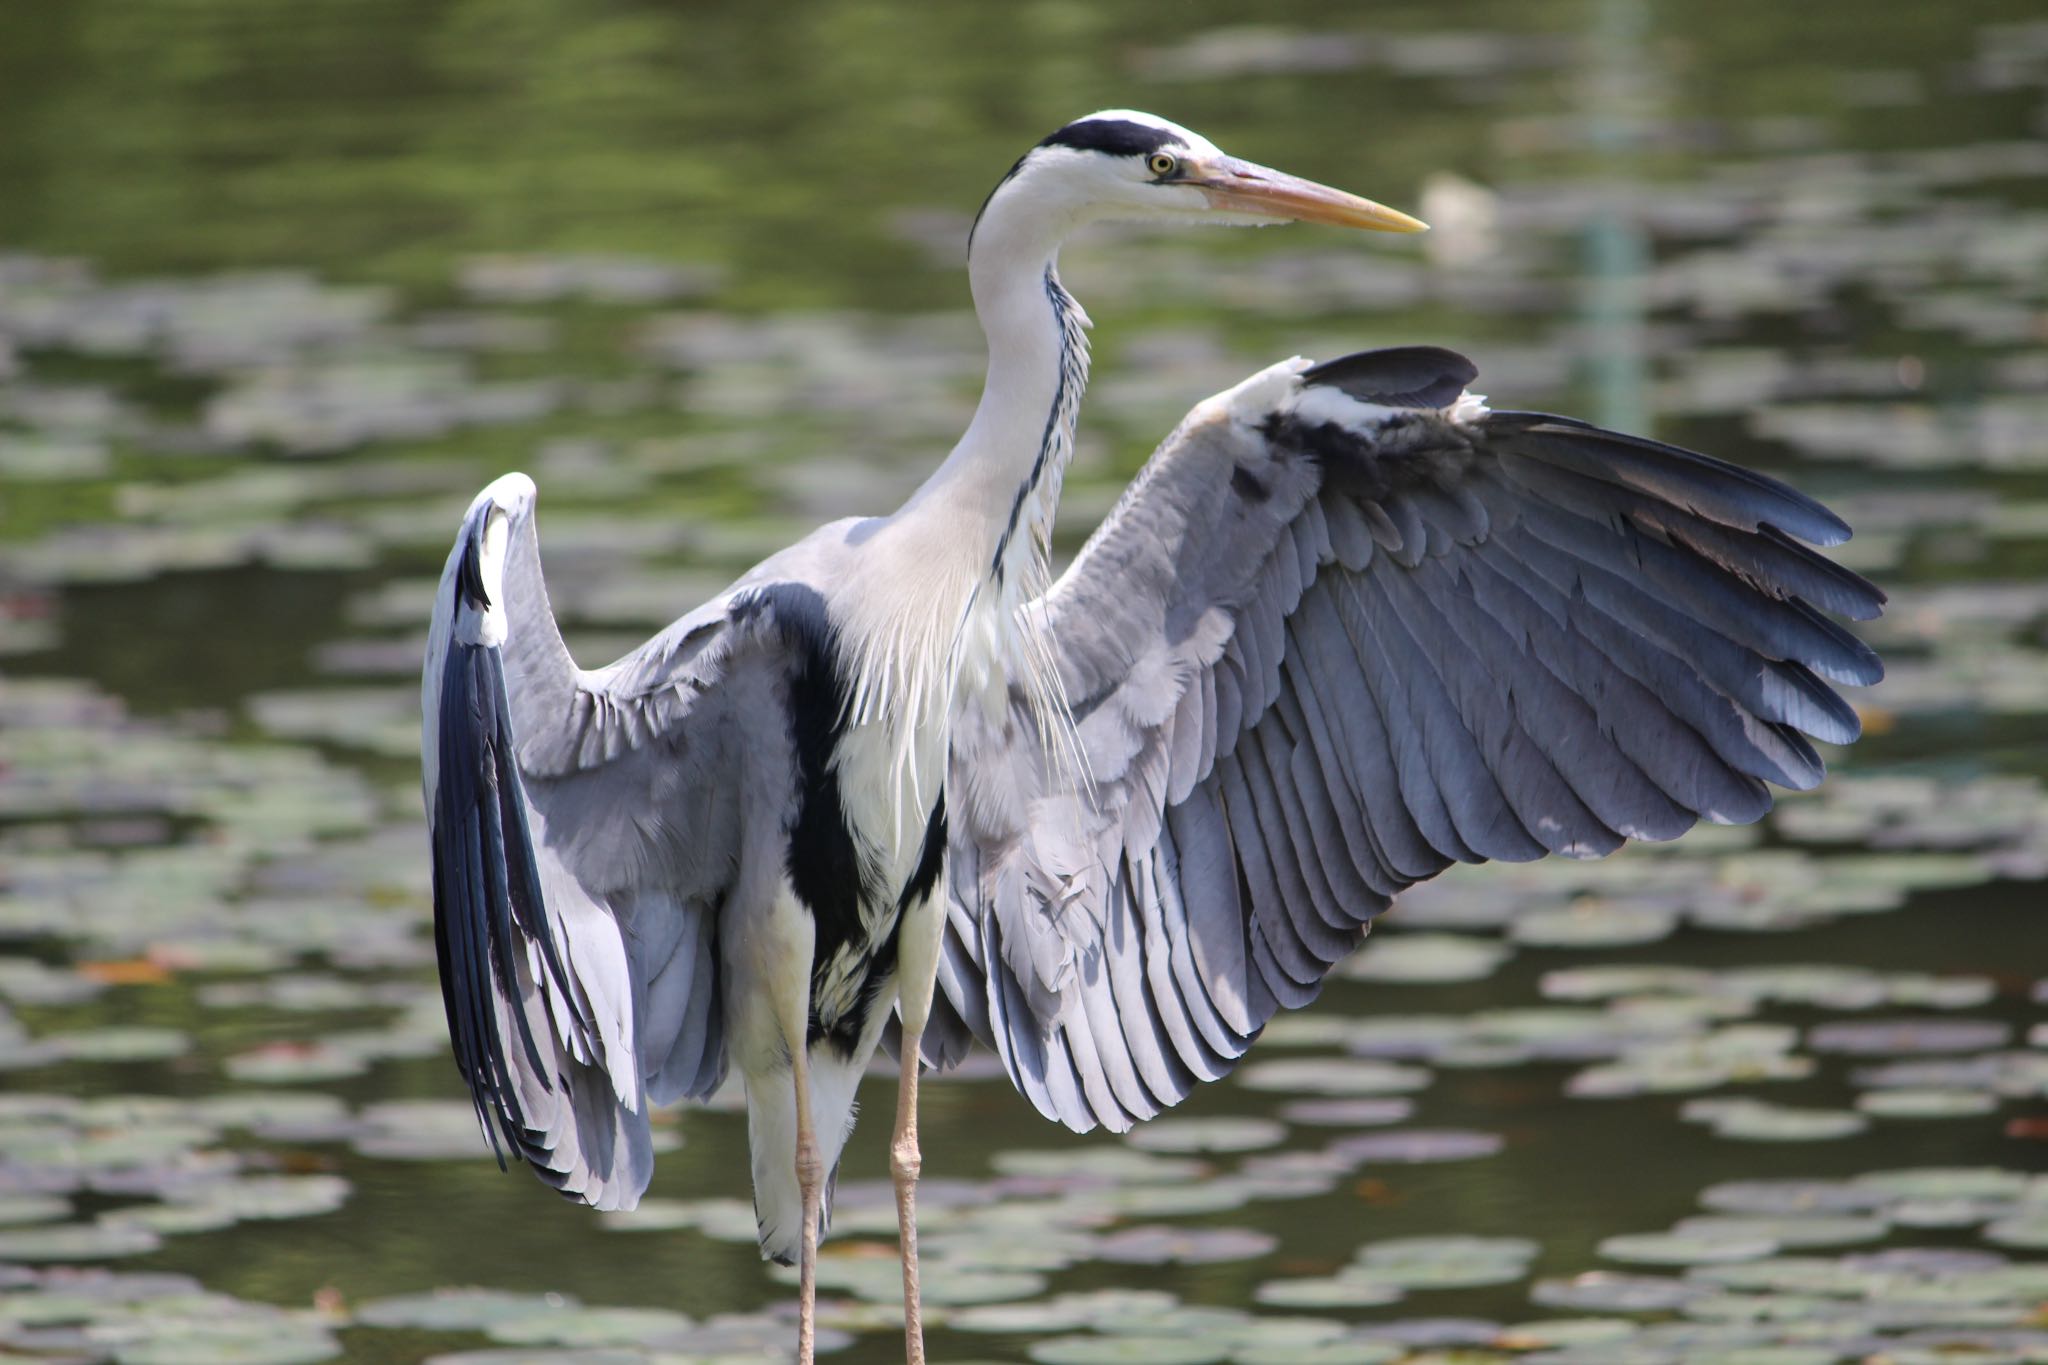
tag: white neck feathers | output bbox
[830,176,1096,845]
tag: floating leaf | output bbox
[46,1028,190,1063]
[1530,1272,1705,1313]
[1807,1017,2012,1055]
[1238,1059,1432,1096]
[0,1194,70,1226]
[1598,1233,1778,1266]
[1092,1225,1275,1265]
[1027,1335,1230,1364]
[355,1288,581,1332]
[1125,1118,1285,1154]
[1327,1130,1504,1164]
[0,1222,162,1261]
[1237,1341,1404,1365]
[485,1305,696,1347]
[1696,1181,1890,1217]
[1672,1215,1888,1248]
[1854,1088,1998,1119]
[1279,1099,1414,1128]
[1982,1213,2048,1249]
[1497,1317,1641,1348]
[222,1042,369,1084]
[992,1150,1204,1183]
[165,1175,350,1222]
[1511,903,1678,948]
[1254,1277,1405,1309]
[1683,1101,1868,1142]
[1341,934,1513,983]
[1853,1168,2030,1201]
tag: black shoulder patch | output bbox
[751,585,870,959]
[1301,346,1479,411]
[1040,117,1178,159]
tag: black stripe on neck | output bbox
[988,266,1085,585]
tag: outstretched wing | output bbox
[423,473,792,1208]
[933,347,1884,1132]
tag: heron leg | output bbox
[889,891,943,1365]
[791,1042,822,1365]
[890,1028,925,1365]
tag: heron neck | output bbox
[901,219,1090,598]
[826,221,1088,848]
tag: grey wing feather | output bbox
[938,347,1884,1131]
[423,475,784,1208]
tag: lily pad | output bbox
[1696,1181,1890,1217]
[1598,1233,1778,1266]
[1092,1225,1276,1265]
[1254,1277,1406,1309]
[485,1306,696,1347]
[1510,903,1679,948]
[1530,1272,1707,1313]
[1341,934,1513,983]
[1684,1101,1869,1142]
[1238,1059,1432,1096]
[1497,1317,1641,1348]
[1027,1335,1230,1364]
[0,1222,162,1261]
[1327,1130,1505,1164]
[1854,1088,1998,1119]
[0,1194,71,1226]
[1279,1098,1415,1128]
[1982,1213,2048,1249]
[1853,1168,2030,1201]
[1807,1018,2012,1055]
[1235,1340,1404,1365]
[47,1028,190,1063]
[222,1042,369,1084]
[1125,1118,1285,1154]
[354,1288,581,1332]
[164,1175,350,1221]
[1671,1215,1888,1248]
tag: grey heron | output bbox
[422,109,1882,1364]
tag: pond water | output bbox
[1,0,2044,1361]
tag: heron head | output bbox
[985,110,1427,238]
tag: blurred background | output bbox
[0,1,2043,1362]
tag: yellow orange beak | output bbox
[1190,156,1428,233]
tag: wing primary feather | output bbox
[1373,561,1617,857]
[1288,586,1446,884]
[1272,675,1390,916]
[1325,578,1480,864]
[1163,787,1257,1040]
[1485,411,1852,546]
[1132,846,1233,1081]
[1349,571,1547,861]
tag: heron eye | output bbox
[1147,152,1178,178]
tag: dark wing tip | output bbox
[1302,346,1479,410]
